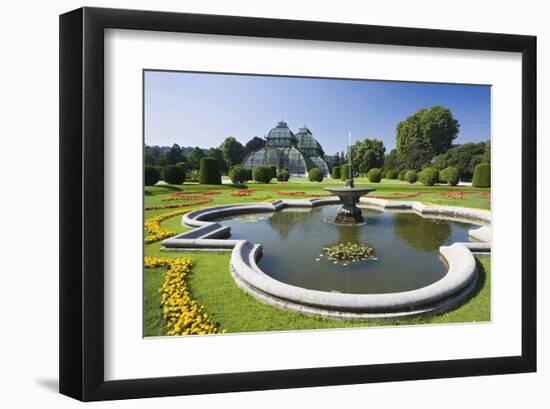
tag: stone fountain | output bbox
[323,133,375,224]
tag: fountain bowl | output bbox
[323,180,375,224]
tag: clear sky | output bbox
[144,70,491,154]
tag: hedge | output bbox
[198,157,221,185]
[308,168,324,182]
[419,167,439,186]
[253,166,273,183]
[398,169,407,181]
[163,165,186,185]
[367,168,382,183]
[270,165,278,179]
[385,169,397,180]
[440,166,460,186]
[228,166,250,184]
[472,163,491,187]
[176,162,188,173]
[404,170,417,184]
[340,164,351,180]
[144,166,160,186]
[331,166,341,180]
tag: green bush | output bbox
[198,157,221,185]
[385,169,397,179]
[398,169,407,181]
[163,165,186,185]
[404,170,417,184]
[252,166,273,183]
[270,165,278,179]
[340,164,351,180]
[277,170,290,182]
[228,166,250,184]
[176,162,188,173]
[367,168,382,183]
[419,167,439,186]
[472,163,491,187]
[308,168,324,182]
[144,166,160,186]
[153,165,164,179]
[440,166,460,186]
[331,166,341,179]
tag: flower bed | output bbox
[144,256,223,336]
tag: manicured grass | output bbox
[143,250,490,335]
[143,179,491,336]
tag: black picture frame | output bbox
[59,7,537,401]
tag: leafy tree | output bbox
[383,149,403,172]
[432,142,487,181]
[187,146,206,170]
[164,143,185,165]
[208,147,228,174]
[244,136,266,153]
[396,106,459,169]
[351,139,386,175]
[404,170,417,184]
[440,166,460,186]
[220,137,246,168]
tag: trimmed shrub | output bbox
[270,165,278,179]
[385,169,397,180]
[163,165,186,185]
[154,165,164,179]
[331,166,341,180]
[144,166,160,186]
[228,166,250,184]
[176,162,188,173]
[277,170,290,182]
[398,169,407,181]
[252,166,273,183]
[419,167,439,186]
[198,157,221,185]
[340,164,351,180]
[367,168,382,183]
[440,166,460,186]
[404,170,417,184]
[472,163,491,188]
[308,168,324,182]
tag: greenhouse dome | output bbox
[241,121,329,177]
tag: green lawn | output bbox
[143,178,491,336]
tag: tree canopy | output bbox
[396,106,459,169]
[244,136,266,153]
[220,137,246,168]
[432,141,488,181]
[187,146,207,170]
[351,139,386,175]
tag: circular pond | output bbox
[215,206,477,294]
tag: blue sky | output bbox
[144,70,491,154]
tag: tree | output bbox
[187,146,206,170]
[220,137,246,168]
[383,149,404,172]
[396,106,459,169]
[432,142,487,181]
[164,143,185,165]
[351,139,385,175]
[244,136,266,153]
[482,140,491,164]
[208,147,228,174]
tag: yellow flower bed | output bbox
[145,256,224,336]
[144,207,202,244]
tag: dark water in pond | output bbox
[215,206,475,294]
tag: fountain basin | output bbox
[161,198,491,319]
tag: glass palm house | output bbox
[241,120,330,176]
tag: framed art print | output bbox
[59,7,536,401]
